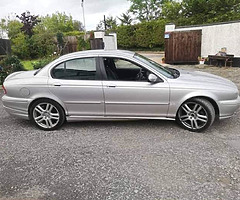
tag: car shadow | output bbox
[64,119,178,129]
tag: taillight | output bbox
[2,84,7,94]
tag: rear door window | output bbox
[52,57,98,80]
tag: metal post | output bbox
[104,15,107,31]
[81,0,86,35]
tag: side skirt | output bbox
[66,115,176,122]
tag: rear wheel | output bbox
[176,98,215,132]
[30,99,65,131]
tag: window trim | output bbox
[50,57,102,80]
[99,57,163,82]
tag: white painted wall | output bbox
[201,23,240,57]
[165,22,240,57]
[94,31,117,50]
[103,35,117,50]
[109,33,117,49]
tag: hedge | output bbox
[0,55,24,85]
[116,19,167,50]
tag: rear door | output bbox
[48,57,104,117]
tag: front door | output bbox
[48,57,104,116]
[101,57,170,117]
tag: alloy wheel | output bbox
[33,102,60,129]
[178,102,209,130]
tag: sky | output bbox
[0,0,131,30]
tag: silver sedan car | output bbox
[2,50,240,132]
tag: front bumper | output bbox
[2,95,30,120]
[219,95,240,119]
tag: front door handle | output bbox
[53,83,61,87]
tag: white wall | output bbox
[201,23,240,57]
[166,22,240,57]
[103,35,117,50]
[94,31,117,50]
[109,33,117,49]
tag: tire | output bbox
[176,98,215,132]
[29,99,65,131]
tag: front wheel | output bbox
[30,99,65,131]
[176,98,215,132]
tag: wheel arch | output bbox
[176,96,220,118]
[28,97,67,116]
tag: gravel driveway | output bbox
[0,61,240,199]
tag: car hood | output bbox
[4,70,38,82]
[169,69,238,91]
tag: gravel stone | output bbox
[0,61,240,200]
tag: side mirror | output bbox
[148,73,159,83]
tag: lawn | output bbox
[21,59,40,71]
[21,57,58,71]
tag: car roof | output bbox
[58,49,136,60]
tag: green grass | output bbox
[21,59,40,71]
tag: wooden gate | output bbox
[165,30,202,64]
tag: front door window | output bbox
[103,57,151,81]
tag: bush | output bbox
[0,69,7,85]
[77,37,91,51]
[11,33,30,59]
[116,25,136,48]
[0,55,24,84]
[32,57,56,70]
[31,32,56,58]
[116,19,167,50]
[11,32,56,60]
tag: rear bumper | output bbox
[2,95,30,120]
[219,96,240,119]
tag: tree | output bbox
[96,16,118,31]
[16,11,40,37]
[128,0,164,21]
[31,32,55,58]
[56,32,64,55]
[11,33,30,58]
[118,12,133,25]
[73,20,84,31]
[6,20,23,39]
[0,19,7,38]
[179,0,240,25]
[35,12,83,34]
[3,12,83,59]
[161,1,182,22]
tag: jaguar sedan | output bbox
[2,50,240,132]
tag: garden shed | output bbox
[165,21,240,66]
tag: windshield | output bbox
[134,53,175,79]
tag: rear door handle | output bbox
[53,83,61,87]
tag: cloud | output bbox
[0,0,131,30]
